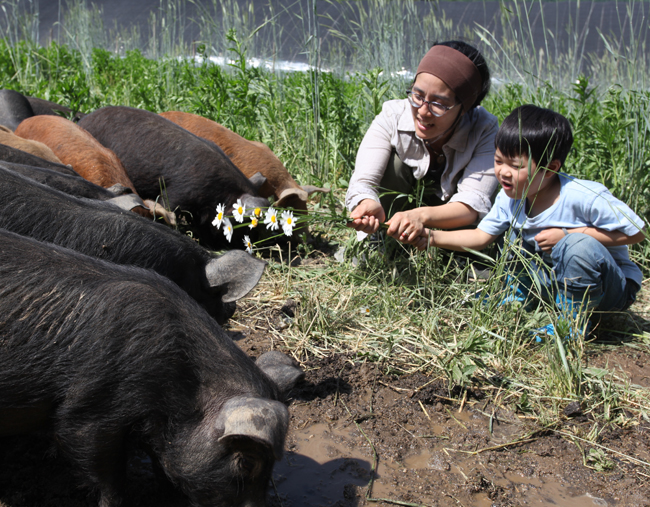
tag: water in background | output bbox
[3,0,649,88]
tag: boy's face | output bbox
[494,149,552,201]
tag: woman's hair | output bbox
[433,41,491,110]
[496,105,574,168]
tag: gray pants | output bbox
[379,150,443,217]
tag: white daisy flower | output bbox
[252,206,262,218]
[212,203,225,228]
[281,210,296,236]
[232,198,246,223]
[243,235,253,254]
[222,217,233,242]
[248,212,259,229]
[264,207,279,231]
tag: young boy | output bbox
[414,105,645,335]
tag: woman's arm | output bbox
[386,202,478,242]
[345,104,399,214]
[345,103,402,234]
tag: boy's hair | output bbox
[495,105,573,169]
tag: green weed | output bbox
[0,0,648,435]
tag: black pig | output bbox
[0,88,34,130]
[0,90,86,129]
[0,160,135,201]
[0,166,265,324]
[0,160,169,218]
[0,140,79,176]
[27,94,87,122]
[0,229,289,507]
[78,106,270,249]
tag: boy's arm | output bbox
[414,227,497,251]
[535,227,646,252]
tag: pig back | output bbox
[0,142,79,176]
[79,106,260,211]
[0,160,116,200]
[0,124,63,164]
[26,95,86,122]
[0,228,271,401]
[160,111,300,199]
[159,111,325,219]
[15,115,139,193]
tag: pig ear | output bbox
[217,396,289,460]
[276,187,308,208]
[248,171,267,192]
[256,351,304,394]
[300,185,330,195]
[205,250,266,303]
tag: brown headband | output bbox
[416,45,482,112]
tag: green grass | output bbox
[1,0,649,449]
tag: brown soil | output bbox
[235,307,650,507]
[1,304,649,507]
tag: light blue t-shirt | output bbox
[478,173,644,286]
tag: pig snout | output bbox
[239,193,270,213]
[255,351,305,395]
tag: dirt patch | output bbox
[263,353,650,507]
[1,306,649,507]
[587,347,650,389]
[234,307,650,507]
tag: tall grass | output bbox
[0,0,649,434]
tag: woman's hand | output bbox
[386,209,425,243]
[347,199,386,234]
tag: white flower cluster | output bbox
[211,199,297,254]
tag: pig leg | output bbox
[56,423,128,507]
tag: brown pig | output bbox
[15,115,175,225]
[0,124,63,164]
[159,111,329,212]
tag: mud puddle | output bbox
[250,337,650,507]
[273,423,372,506]
[274,420,617,507]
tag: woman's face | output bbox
[410,73,462,142]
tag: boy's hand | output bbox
[414,228,434,250]
[534,228,566,252]
[386,210,424,243]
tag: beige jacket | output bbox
[346,99,499,219]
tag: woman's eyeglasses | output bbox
[406,90,458,117]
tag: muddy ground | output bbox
[1,301,649,507]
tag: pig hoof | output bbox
[256,351,304,393]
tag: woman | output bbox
[346,41,498,244]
